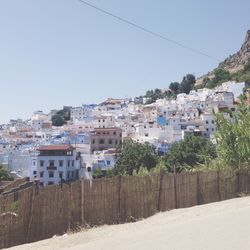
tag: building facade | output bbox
[34,145,80,186]
[90,127,122,153]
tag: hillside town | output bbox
[0,80,247,186]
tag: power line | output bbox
[76,0,220,62]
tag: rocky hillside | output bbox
[196,29,250,85]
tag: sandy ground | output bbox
[8,196,250,250]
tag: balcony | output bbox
[47,166,57,170]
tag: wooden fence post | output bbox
[81,179,84,225]
[157,170,164,212]
[237,170,240,196]
[26,185,35,243]
[217,170,221,201]
[173,166,178,209]
[117,176,122,223]
[197,171,201,205]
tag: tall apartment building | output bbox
[90,127,122,153]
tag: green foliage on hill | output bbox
[203,60,250,89]
[142,74,196,104]
[51,107,71,127]
[144,88,176,104]
[0,165,14,181]
[168,74,196,95]
[179,74,196,94]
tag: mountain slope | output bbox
[196,29,250,85]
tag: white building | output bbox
[31,111,51,131]
[34,145,80,186]
[71,107,88,123]
[200,113,216,138]
[93,115,115,128]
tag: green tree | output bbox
[165,135,217,172]
[179,74,195,94]
[205,69,231,89]
[169,82,180,94]
[51,114,66,127]
[112,140,159,175]
[215,105,250,168]
[0,165,14,181]
[213,68,231,83]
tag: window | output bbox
[33,161,36,166]
[115,140,118,145]
[67,160,70,167]
[40,160,44,167]
[108,139,113,144]
[40,172,44,178]
[49,160,55,167]
[212,128,214,132]
[212,120,215,124]
[206,121,209,124]
[33,171,37,175]
[72,160,74,167]
[48,181,54,185]
[99,139,105,144]
[92,139,95,144]
[49,172,54,178]
[59,172,63,179]
[59,160,64,167]
[206,128,209,132]
[107,160,111,165]
[113,132,116,135]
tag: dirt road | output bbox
[9,196,250,250]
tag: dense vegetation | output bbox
[201,60,250,89]
[51,107,71,127]
[169,74,196,95]
[165,135,217,172]
[93,136,216,178]
[0,165,14,181]
[141,74,196,104]
[215,104,250,169]
[144,89,176,104]
[111,140,159,176]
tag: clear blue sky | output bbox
[0,0,250,123]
